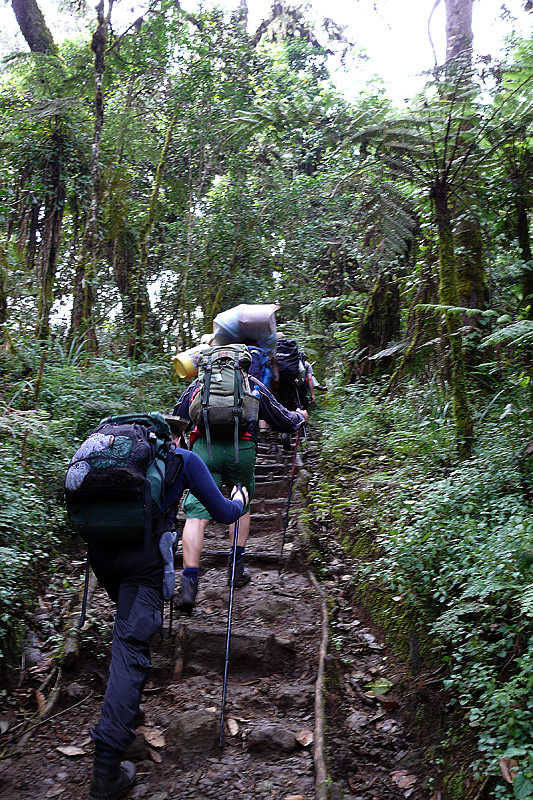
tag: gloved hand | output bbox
[231,484,249,509]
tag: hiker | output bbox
[270,333,303,412]
[244,339,279,391]
[296,359,317,411]
[80,419,248,800]
[172,352,308,612]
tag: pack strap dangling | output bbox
[202,354,213,459]
[78,555,90,629]
[233,358,240,464]
[144,479,153,548]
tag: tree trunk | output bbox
[445,0,473,62]
[516,195,533,315]
[354,271,401,378]
[454,213,488,323]
[11,0,58,54]
[71,0,112,353]
[433,178,473,456]
[35,129,66,340]
[131,111,178,359]
[446,0,488,339]
[0,241,9,326]
[11,0,66,341]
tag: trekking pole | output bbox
[278,426,301,574]
[219,487,242,747]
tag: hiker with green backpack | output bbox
[172,343,308,612]
[64,412,248,800]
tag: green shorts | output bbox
[182,438,257,519]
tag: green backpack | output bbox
[189,344,260,463]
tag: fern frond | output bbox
[518,584,533,616]
[481,320,533,348]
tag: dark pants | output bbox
[273,381,298,411]
[89,539,163,752]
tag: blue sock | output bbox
[183,567,199,578]
[229,546,245,561]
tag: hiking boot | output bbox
[280,432,292,451]
[176,573,198,613]
[89,744,136,800]
[227,555,251,588]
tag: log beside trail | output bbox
[0,429,328,800]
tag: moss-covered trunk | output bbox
[355,271,400,378]
[70,0,111,354]
[434,178,473,456]
[35,129,66,340]
[454,213,488,318]
[129,111,178,359]
[516,197,533,317]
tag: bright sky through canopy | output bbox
[2,0,532,103]
[232,0,533,102]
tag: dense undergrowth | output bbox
[309,379,533,800]
[0,343,180,665]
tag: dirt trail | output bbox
[0,431,439,800]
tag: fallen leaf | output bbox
[499,757,519,784]
[294,728,314,747]
[0,718,10,734]
[56,745,86,757]
[45,785,65,797]
[284,796,304,800]
[149,747,163,763]
[34,689,46,713]
[365,678,394,695]
[227,718,239,736]
[138,726,166,748]
[191,769,203,786]
[376,719,398,733]
[391,770,417,790]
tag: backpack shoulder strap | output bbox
[201,353,213,459]
[233,355,242,464]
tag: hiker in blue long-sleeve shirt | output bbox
[87,421,248,800]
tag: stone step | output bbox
[196,548,290,570]
[255,463,288,478]
[254,478,290,499]
[251,496,286,513]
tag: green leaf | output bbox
[513,774,533,800]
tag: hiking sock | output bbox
[228,546,245,561]
[227,547,250,587]
[178,568,199,613]
[182,567,199,579]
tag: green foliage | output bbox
[0,341,179,660]
[313,379,533,796]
